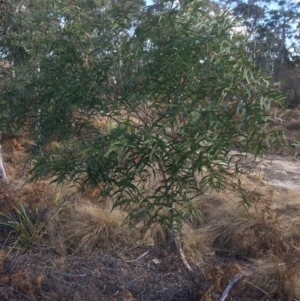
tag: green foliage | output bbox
[3,0,281,229]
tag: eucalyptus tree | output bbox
[0,0,28,131]
[219,0,300,70]
[267,0,300,66]
[3,0,281,264]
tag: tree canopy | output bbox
[0,0,281,229]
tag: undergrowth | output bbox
[0,137,300,300]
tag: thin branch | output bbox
[59,272,87,278]
[244,280,271,299]
[200,285,214,301]
[123,251,149,263]
[219,273,243,301]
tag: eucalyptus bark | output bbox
[172,225,193,273]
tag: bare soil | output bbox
[0,247,203,301]
[259,154,300,191]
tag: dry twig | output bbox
[123,251,149,263]
[219,273,243,301]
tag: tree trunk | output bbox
[172,225,193,273]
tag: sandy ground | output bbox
[259,155,300,190]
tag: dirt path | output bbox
[256,155,300,190]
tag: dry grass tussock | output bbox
[196,176,300,300]
[208,175,299,242]
[246,258,300,300]
[133,221,172,247]
[51,201,179,253]
[204,206,288,258]
[47,196,177,254]
[59,201,135,252]
[270,107,300,155]
[203,196,300,258]
[275,204,300,246]
[180,223,212,264]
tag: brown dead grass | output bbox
[181,223,212,263]
[203,257,300,300]
[246,258,300,300]
[276,205,300,246]
[134,221,172,247]
[61,201,134,252]
[205,208,288,258]
[203,186,300,258]
[89,115,118,133]
[271,107,300,155]
[0,250,45,301]
[196,173,300,300]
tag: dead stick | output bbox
[200,285,214,301]
[219,273,243,301]
[60,272,87,278]
[0,145,8,183]
[123,251,149,263]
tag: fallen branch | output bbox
[219,273,243,301]
[123,251,149,263]
[0,145,8,183]
[60,272,87,278]
[199,285,214,301]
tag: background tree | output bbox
[218,0,300,106]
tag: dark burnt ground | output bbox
[0,243,280,301]
[0,246,206,301]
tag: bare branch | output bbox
[123,251,149,263]
[219,273,243,301]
